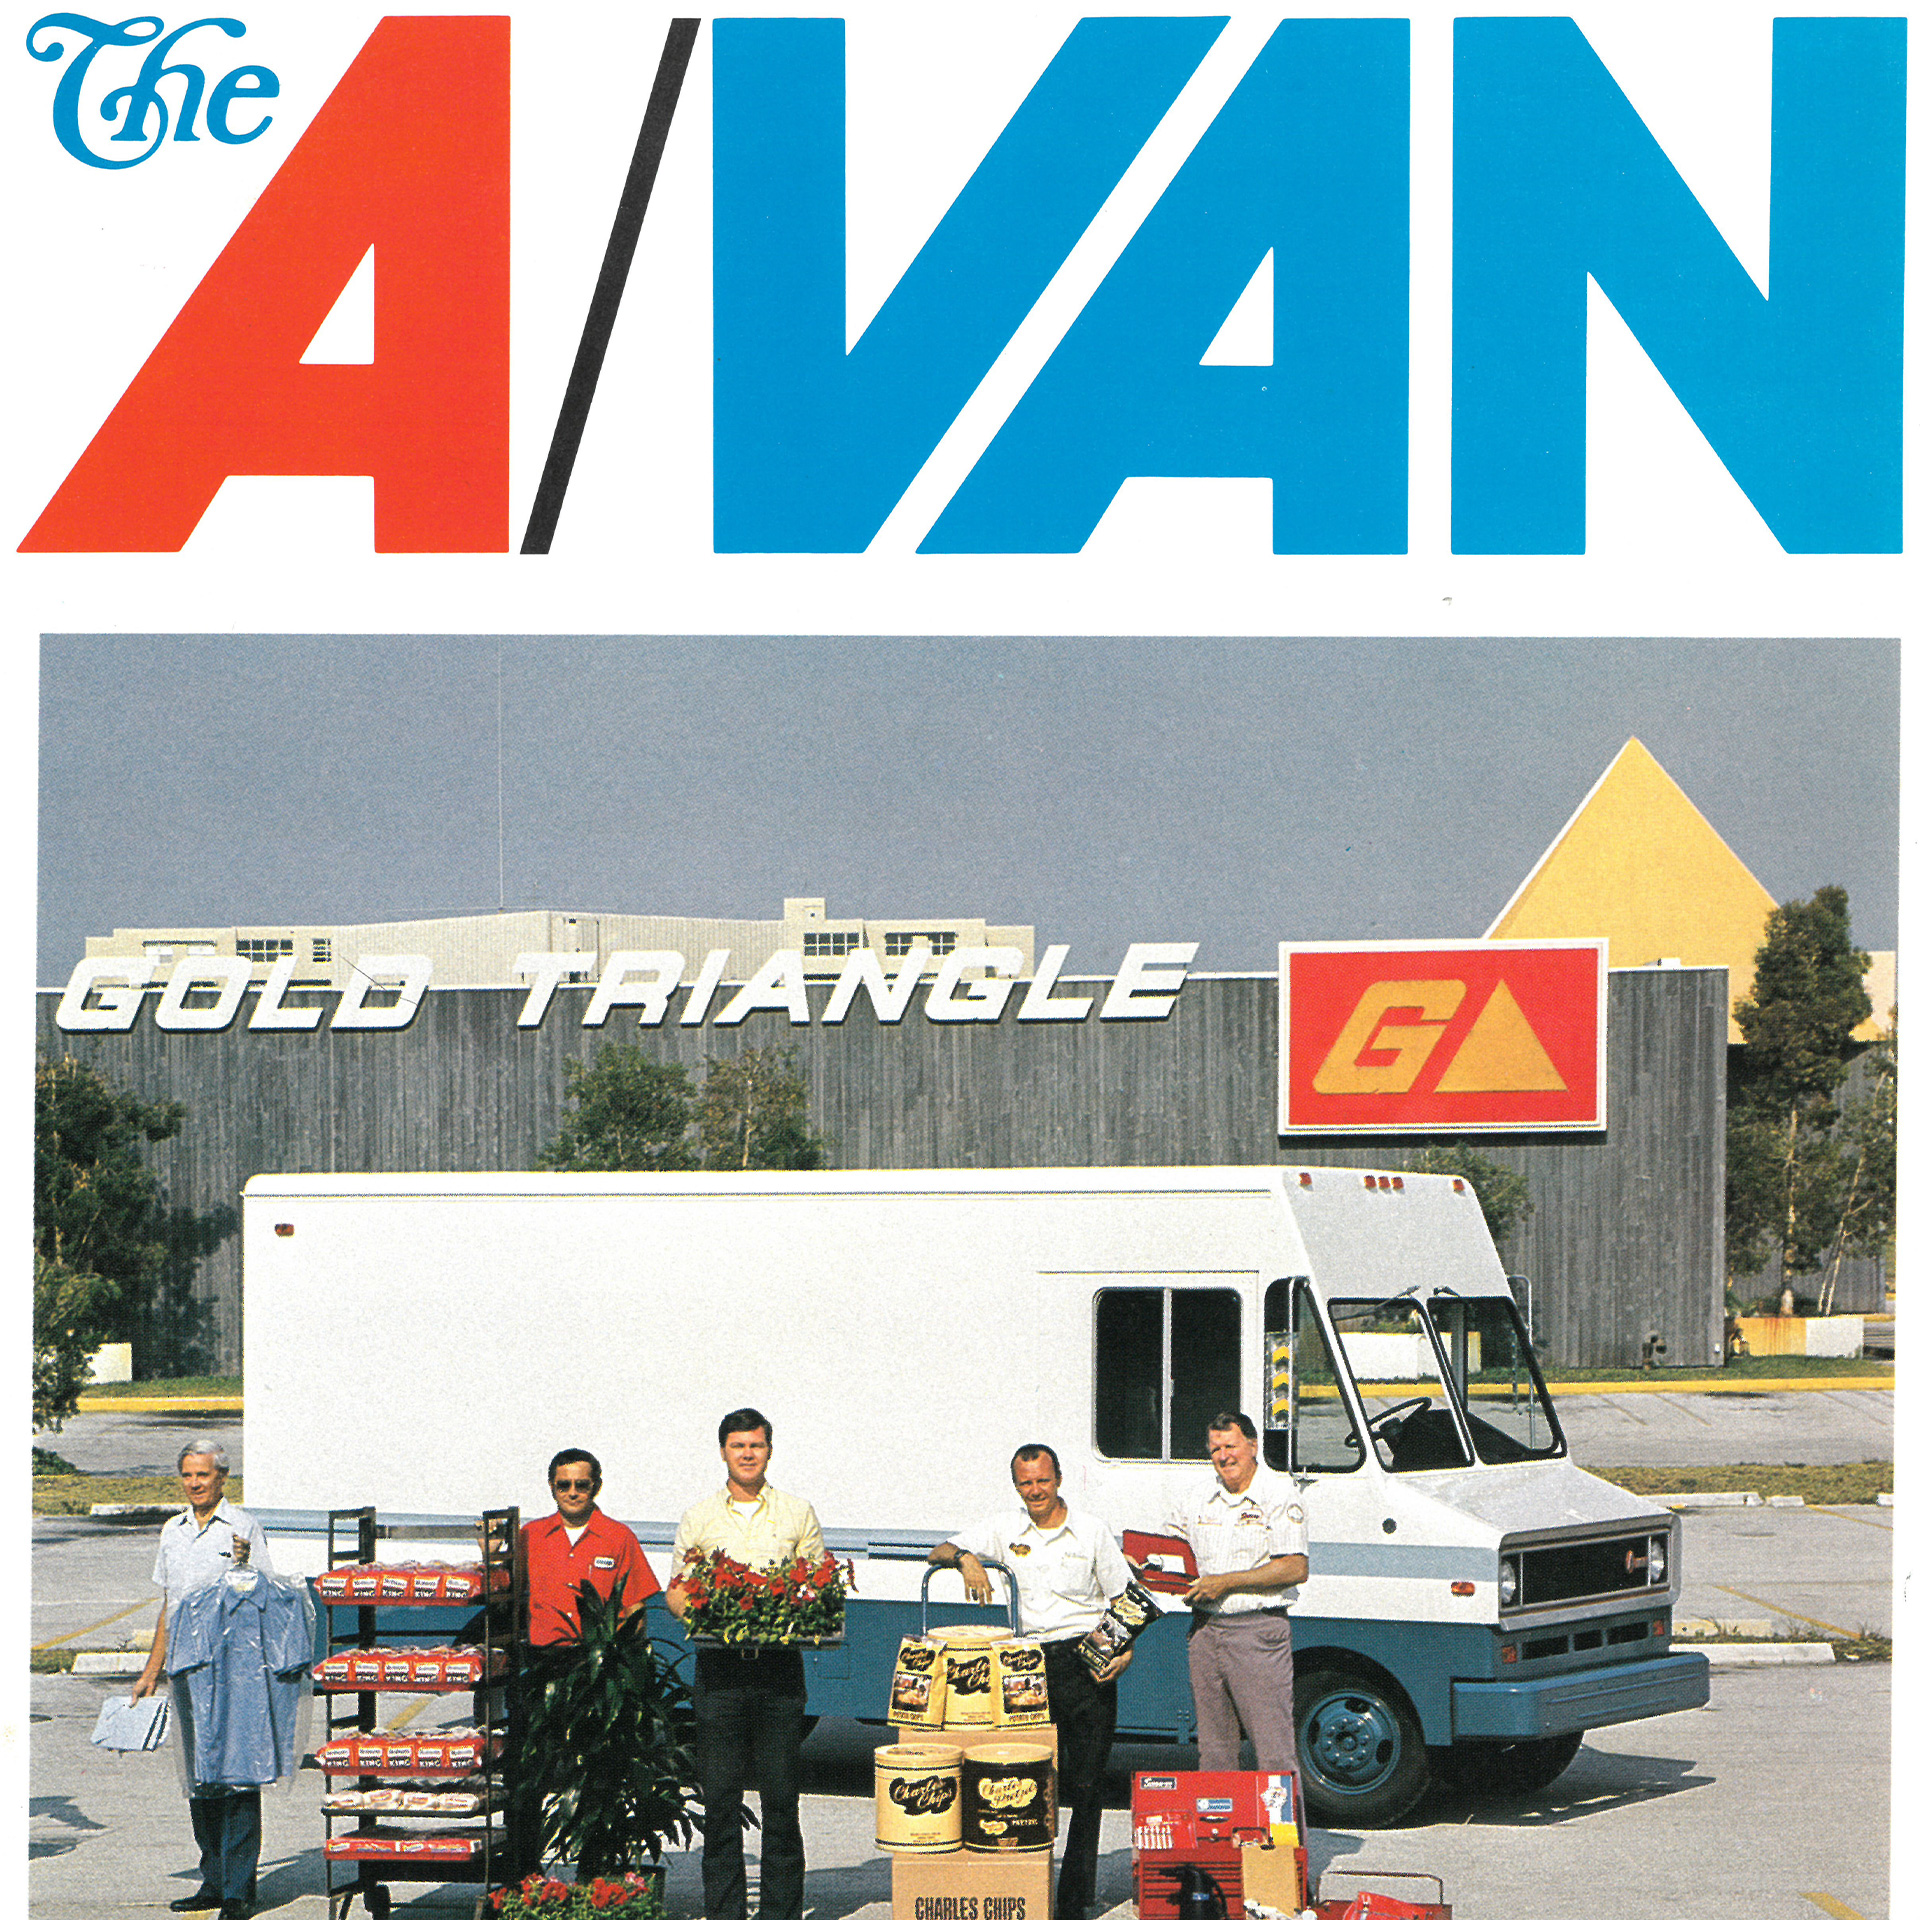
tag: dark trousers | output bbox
[694,1647,807,1920]
[188,1789,260,1902]
[1043,1639,1119,1920]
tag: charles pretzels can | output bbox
[960,1743,1056,1851]
[874,1744,963,1853]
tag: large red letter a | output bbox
[23,17,508,553]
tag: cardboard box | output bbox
[892,1842,1053,1920]
[1239,1840,1309,1918]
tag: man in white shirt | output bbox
[130,1439,274,1920]
[1167,1411,1309,1775]
[666,1408,824,1920]
[932,1444,1134,1920]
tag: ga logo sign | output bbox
[1279,942,1605,1134]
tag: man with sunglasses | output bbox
[523,1448,659,1646]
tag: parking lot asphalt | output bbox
[1552,1383,1894,1467]
[25,1389,1900,1919]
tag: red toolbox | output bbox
[1132,1771,1307,1920]
[1312,1870,1451,1920]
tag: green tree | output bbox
[538,1046,698,1171]
[1726,887,1880,1286]
[1409,1143,1534,1245]
[1817,1015,1896,1312]
[34,1056,187,1417]
[34,1253,118,1430]
[696,1047,830,1170]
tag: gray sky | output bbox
[37,635,1898,985]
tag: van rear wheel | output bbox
[1432,1731,1583,1798]
[1294,1666,1430,1827]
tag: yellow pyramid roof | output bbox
[1485,739,1777,1042]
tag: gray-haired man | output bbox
[1168,1412,1309,1775]
[131,1439,274,1920]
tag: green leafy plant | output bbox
[512,1581,701,1880]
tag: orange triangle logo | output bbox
[1433,981,1567,1093]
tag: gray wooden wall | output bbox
[36,968,1727,1375]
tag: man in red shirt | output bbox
[521,1448,659,1646]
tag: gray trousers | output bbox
[1187,1611,1298,1775]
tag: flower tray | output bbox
[687,1632,845,1650]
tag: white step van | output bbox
[244,1166,1708,1823]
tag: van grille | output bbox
[1510,1532,1665,1609]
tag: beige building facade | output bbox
[83,897,1039,990]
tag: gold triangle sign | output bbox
[1434,981,1567,1093]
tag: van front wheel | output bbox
[1294,1666,1430,1827]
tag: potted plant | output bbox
[510,1579,702,1894]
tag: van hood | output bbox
[1398,1460,1664,1536]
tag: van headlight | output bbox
[1499,1556,1519,1606]
[1647,1535,1667,1584]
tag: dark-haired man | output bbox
[666,1409,824,1920]
[1168,1412,1308,1774]
[931,1444,1134,1920]
[522,1448,659,1647]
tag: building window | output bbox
[884,931,958,958]
[1094,1288,1242,1461]
[802,931,862,957]
[235,937,295,963]
[311,939,332,964]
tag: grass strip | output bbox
[76,1376,242,1399]
[1590,1462,1890,1504]
[33,1473,243,1517]
[1543,1355,1892,1383]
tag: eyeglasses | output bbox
[552,1479,595,1491]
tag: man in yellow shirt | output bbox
[666,1408,824,1920]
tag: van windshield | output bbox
[1328,1293,1564,1470]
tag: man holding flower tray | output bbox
[666,1408,827,1920]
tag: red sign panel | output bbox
[1279,942,1606,1133]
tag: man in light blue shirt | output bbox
[131,1439,275,1920]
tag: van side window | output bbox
[1264,1280,1363,1473]
[1094,1289,1240,1460]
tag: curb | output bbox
[1546,1377,1892,1394]
[69,1652,149,1676]
[71,1397,244,1414]
[1696,1642,1835,1667]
